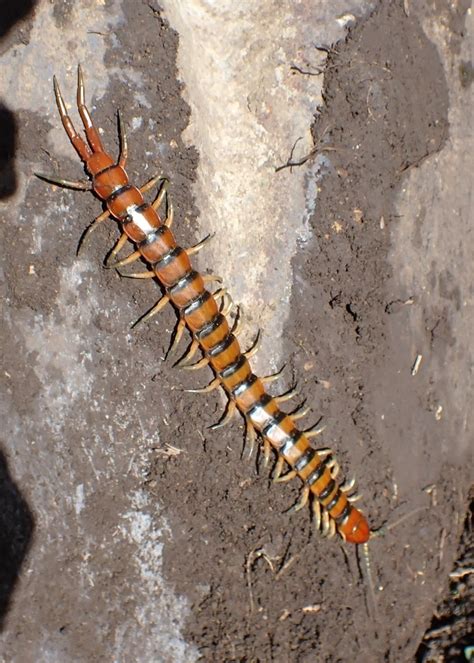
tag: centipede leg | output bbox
[261,364,286,384]
[291,404,311,421]
[273,456,297,483]
[203,274,223,286]
[167,317,186,357]
[132,294,170,328]
[321,509,330,537]
[273,455,285,481]
[231,306,243,336]
[326,457,340,478]
[244,330,262,359]
[210,399,237,430]
[340,477,356,493]
[273,468,297,483]
[186,234,214,257]
[289,486,310,513]
[316,448,333,459]
[221,293,233,318]
[305,423,326,438]
[174,339,200,367]
[313,499,322,530]
[274,386,299,404]
[185,377,220,394]
[181,355,210,371]
[245,418,257,458]
[149,178,174,228]
[263,437,272,467]
[104,232,129,268]
[150,178,168,211]
[348,492,363,503]
[106,247,141,270]
[119,270,155,280]
[164,202,174,228]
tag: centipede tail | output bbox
[41,67,370,545]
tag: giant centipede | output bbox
[37,66,370,545]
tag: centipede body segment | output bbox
[39,66,370,545]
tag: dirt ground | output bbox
[0,1,472,662]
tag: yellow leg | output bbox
[210,400,237,430]
[231,306,243,335]
[275,386,299,404]
[290,486,310,513]
[164,202,174,227]
[340,477,356,493]
[186,234,214,257]
[313,500,322,530]
[132,294,170,328]
[261,365,286,384]
[321,509,330,537]
[106,249,141,270]
[185,377,221,394]
[273,469,297,484]
[203,274,223,285]
[167,317,186,356]
[221,293,233,317]
[305,424,326,438]
[291,405,311,421]
[119,270,155,279]
[316,448,333,459]
[273,455,286,481]
[245,418,257,458]
[263,437,272,467]
[151,177,169,210]
[182,355,210,371]
[244,331,261,359]
[175,339,200,367]
[76,208,112,255]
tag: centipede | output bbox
[37,66,370,545]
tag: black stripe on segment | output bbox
[306,462,326,487]
[183,289,212,316]
[246,393,273,418]
[294,448,317,473]
[219,354,247,379]
[335,502,352,525]
[207,333,235,358]
[140,224,169,246]
[107,184,133,204]
[318,478,336,502]
[153,246,183,270]
[278,431,302,456]
[168,270,199,295]
[261,410,287,438]
[279,431,302,457]
[94,163,117,178]
[196,313,225,341]
[231,374,257,398]
[325,491,341,513]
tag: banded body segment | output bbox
[45,66,371,545]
